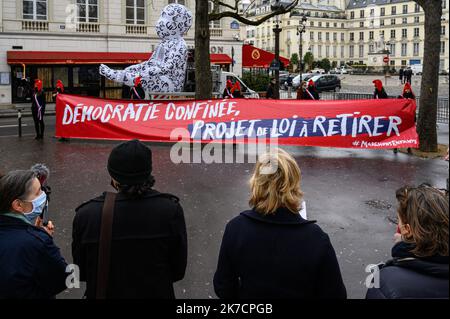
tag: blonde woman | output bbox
[213,149,346,299]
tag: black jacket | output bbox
[130,85,145,100]
[374,88,388,99]
[31,91,46,110]
[0,215,68,299]
[72,189,187,299]
[266,84,275,99]
[214,208,347,299]
[366,242,449,299]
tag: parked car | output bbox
[292,73,315,89]
[340,67,349,74]
[311,68,326,74]
[310,74,341,92]
[410,64,423,75]
[330,68,342,74]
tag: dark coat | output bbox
[374,88,388,99]
[266,84,275,99]
[213,208,347,299]
[130,85,145,100]
[72,189,187,299]
[296,88,314,100]
[0,215,68,299]
[366,242,449,299]
[402,91,416,99]
[31,91,46,112]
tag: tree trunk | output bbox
[195,0,212,100]
[416,1,442,152]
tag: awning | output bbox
[7,51,232,65]
[242,44,290,68]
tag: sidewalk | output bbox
[0,103,56,118]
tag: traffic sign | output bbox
[383,56,389,63]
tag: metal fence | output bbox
[280,91,449,124]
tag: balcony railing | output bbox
[210,29,223,37]
[126,25,147,34]
[76,23,100,33]
[22,20,48,31]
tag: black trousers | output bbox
[32,106,45,137]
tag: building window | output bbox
[391,6,397,15]
[349,45,354,58]
[441,41,446,55]
[359,45,364,58]
[341,33,345,41]
[318,45,323,57]
[442,26,446,35]
[391,19,396,25]
[369,31,374,40]
[443,0,447,9]
[380,7,385,16]
[369,44,374,53]
[401,43,407,56]
[350,32,354,41]
[360,10,364,18]
[326,32,330,41]
[401,60,407,66]
[414,27,420,37]
[326,22,330,28]
[310,21,314,26]
[360,21,364,28]
[413,43,420,56]
[23,0,47,20]
[341,23,345,28]
[333,32,337,41]
[390,43,396,56]
[333,45,337,58]
[402,4,408,14]
[310,31,314,40]
[318,21,322,27]
[326,46,330,57]
[340,45,344,58]
[318,32,322,41]
[415,4,420,12]
[77,0,99,23]
[359,32,364,41]
[402,17,407,24]
[390,29,396,39]
[390,60,395,66]
[402,29,407,38]
[125,0,144,25]
[414,16,420,23]
[380,19,385,26]
[334,22,337,27]
[350,11,355,19]
[209,1,221,29]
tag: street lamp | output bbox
[291,11,308,77]
[270,1,285,100]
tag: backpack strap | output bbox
[96,191,117,299]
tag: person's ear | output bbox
[11,199,27,213]
[400,223,412,239]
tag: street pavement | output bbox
[0,114,448,299]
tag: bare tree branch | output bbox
[210,0,299,24]
[216,1,238,12]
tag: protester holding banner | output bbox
[308,80,320,100]
[222,80,234,99]
[400,83,416,100]
[52,80,64,102]
[231,81,242,98]
[130,76,145,100]
[214,149,347,299]
[296,81,314,100]
[373,80,388,99]
[32,79,46,140]
[366,184,449,299]
[72,139,187,299]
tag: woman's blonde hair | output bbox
[249,148,303,215]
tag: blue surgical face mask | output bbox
[23,191,47,223]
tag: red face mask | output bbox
[134,77,142,87]
[34,80,43,92]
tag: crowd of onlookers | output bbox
[0,140,448,299]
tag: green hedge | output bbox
[241,71,270,92]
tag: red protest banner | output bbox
[55,94,418,149]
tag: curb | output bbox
[0,111,56,119]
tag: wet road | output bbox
[0,120,448,299]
